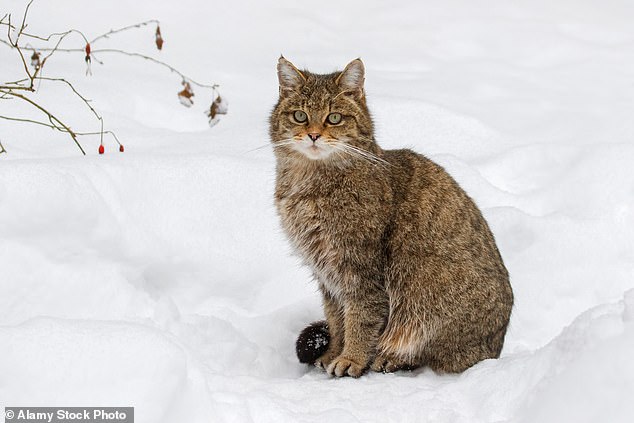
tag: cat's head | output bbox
[269,57,375,163]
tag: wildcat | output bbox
[270,57,513,377]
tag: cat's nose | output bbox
[308,133,321,141]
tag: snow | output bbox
[1,0,634,422]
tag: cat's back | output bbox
[383,147,473,217]
[383,148,508,278]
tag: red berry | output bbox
[85,43,91,55]
[98,145,104,154]
[119,145,124,152]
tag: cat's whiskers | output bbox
[330,143,379,165]
[330,141,390,168]
[327,144,358,168]
[243,139,296,155]
[244,144,274,154]
[343,143,389,166]
[336,149,388,169]
[273,140,298,149]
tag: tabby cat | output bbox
[270,57,513,377]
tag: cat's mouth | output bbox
[293,137,336,160]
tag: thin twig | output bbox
[37,77,98,116]
[90,20,160,44]
[0,139,6,154]
[36,76,111,145]
[2,42,218,91]
[0,1,109,152]
[0,26,89,44]
[6,14,33,84]
[1,3,218,90]
[16,46,219,89]
[34,30,78,80]
[1,116,115,141]
[0,115,120,146]
[93,49,219,89]
[1,16,153,46]
[19,1,34,35]
[0,84,33,91]
[0,0,89,45]
[0,89,86,155]
[1,1,90,93]
[0,114,62,128]
[1,0,222,156]
[0,38,14,48]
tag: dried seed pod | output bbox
[30,51,41,70]
[84,43,92,76]
[214,95,228,115]
[155,25,164,50]
[178,81,194,107]
[207,94,228,127]
[208,102,218,120]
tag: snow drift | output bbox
[1,0,633,422]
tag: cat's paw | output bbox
[371,354,417,373]
[326,355,366,378]
[314,350,337,369]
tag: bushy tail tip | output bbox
[296,320,330,364]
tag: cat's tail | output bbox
[295,320,330,364]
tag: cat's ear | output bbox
[336,58,365,98]
[277,56,306,95]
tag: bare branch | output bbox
[9,45,218,90]
[19,1,35,36]
[0,0,89,46]
[0,89,86,155]
[6,14,34,83]
[35,76,110,145]
[90,20,160,44]
[36,77,98,116]
[1,3,218,91]
[93,49,219,89]
[0,139,6,154]
[1,0,223,156]
[1,16,152,46]
[0,84,34,91]
[0,114,62,128]
[0,27,89,44]
[35,31,79,79]
[0,115,120,147]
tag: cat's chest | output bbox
[275,173,387,258]
[276,186,360,238]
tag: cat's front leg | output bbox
[327,292,387,378]
[315,289,344,369]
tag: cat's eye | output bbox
[327,113,342,125]
[293,110,308,123]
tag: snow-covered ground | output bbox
[1,0,634,421]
